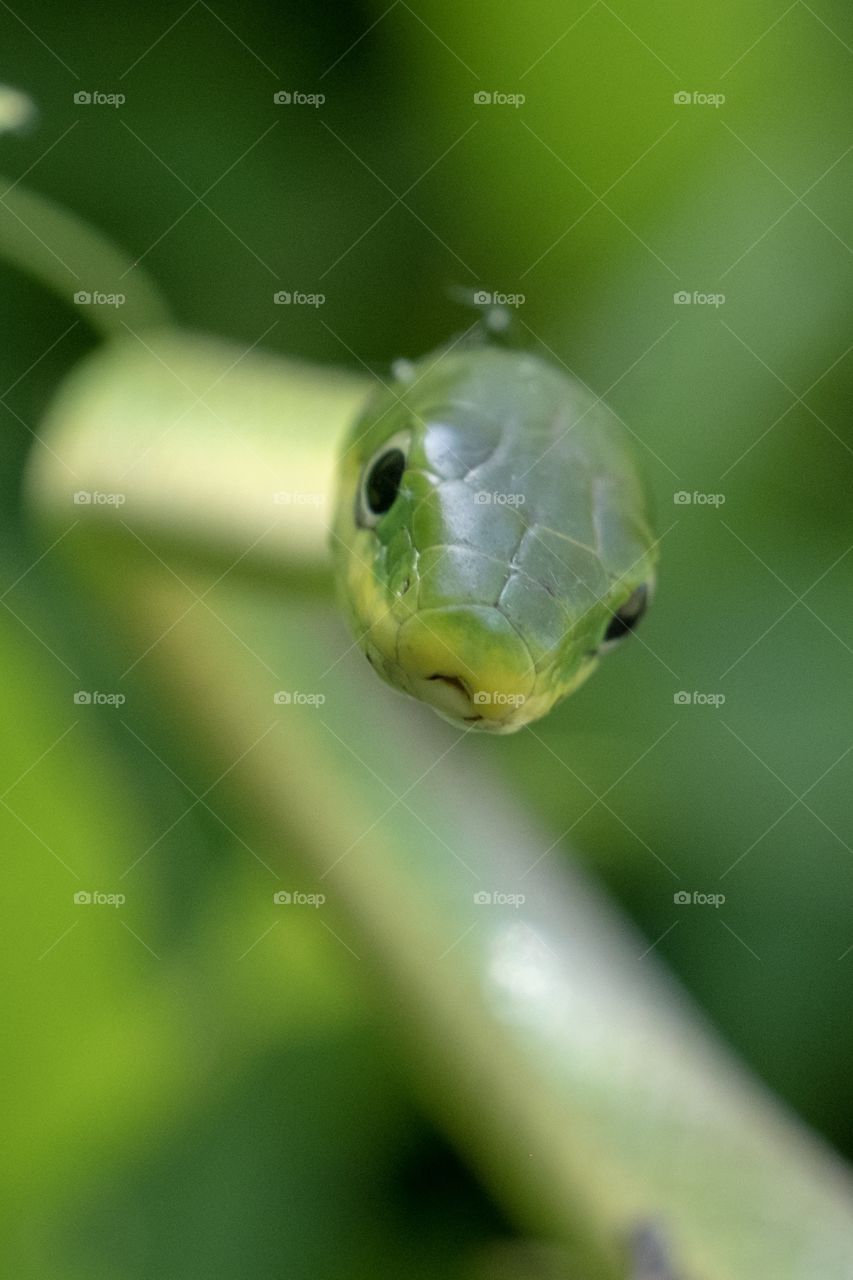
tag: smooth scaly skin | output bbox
[332,345,658,732]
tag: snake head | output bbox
[332,346,657,733]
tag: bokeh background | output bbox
[2,0,853,1275]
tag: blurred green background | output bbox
[2,0,853,1275]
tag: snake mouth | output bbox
[428,674,470,698]
[425,673,480,720]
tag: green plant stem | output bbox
[27,329,853,1280]
[0,176,171,336]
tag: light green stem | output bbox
[26,330,853,1280]
[0,175,171,336]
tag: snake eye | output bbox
[600,583,649,651]
[357,431,409,528]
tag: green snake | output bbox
[28,324,853,1280]
[332,333,657,731]
[14,108,853,1280]
[1,140,657,738]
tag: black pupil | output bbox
[604,584,648,642]
[365,448,405,515]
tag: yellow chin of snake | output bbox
[345,558,597,734]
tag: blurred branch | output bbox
[27,329,853,1280]
[27,329,370,579]
[0,174,171,336]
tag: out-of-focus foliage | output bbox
[2,0,852,1275]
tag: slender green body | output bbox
[332,345,657,731]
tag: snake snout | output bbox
[396,607,536,729]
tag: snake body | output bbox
[332,342,658,731]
